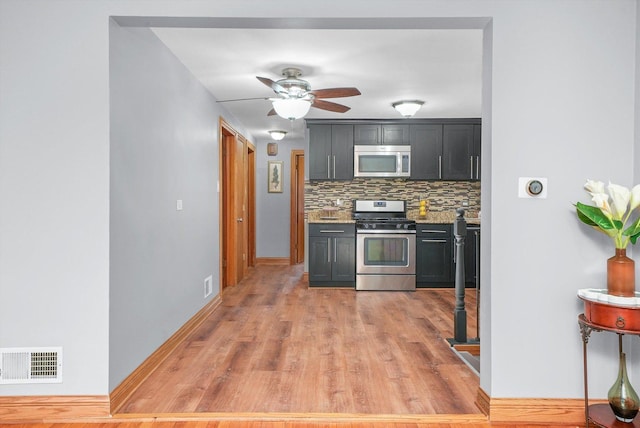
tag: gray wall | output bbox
[256,137,307,258]
[0,0,639,404]
[109,24,225,389]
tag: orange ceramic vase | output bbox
[607,248,636,297]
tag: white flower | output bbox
[591,192,612,217]
[577,179,640,249]
[630,184,640,211]
[608,182,631,220]
[585,179,606,196]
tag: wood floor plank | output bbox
[117,265,481,416]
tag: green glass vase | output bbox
[608,351,640,423]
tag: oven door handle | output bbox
[357,229,416,234]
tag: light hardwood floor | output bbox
[117,264,481,416]
[5,422,576,428]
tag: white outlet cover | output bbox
[177,199,183,210]
[204,275,213,298]
[518,177,548,198]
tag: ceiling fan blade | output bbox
[257,76,286,94]
[217,97,269,103]
[311,99,351,113]
[310,87,361,99]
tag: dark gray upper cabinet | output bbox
[409,124,443,180]
[308,124,354,180]
[354,124,409,145]
[308,119,480,181]
[410,122,481,181]
[442,124,475,180]
[473,124,481,181]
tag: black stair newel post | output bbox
[453,208,467,343]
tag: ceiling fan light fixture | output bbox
[272,98,312,120]
[268,130,287,141]
[392,100,424,117]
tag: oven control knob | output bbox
[396,223,402,229]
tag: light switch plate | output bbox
[177,199,183,210]
[518,177,548,198]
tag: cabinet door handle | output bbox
[320,230,345,233]
[334,239,337,263]
[476,156,480,180]
[438,156,442,179]
[470,156,474,179]
[333,156,336,179]
[327,156,330,179]
[423,230,447,234]
[421,239,447,243]
[327,238,331,263]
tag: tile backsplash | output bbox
[305,178,480,216]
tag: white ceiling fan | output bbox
[218,67,361,120]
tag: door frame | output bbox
[219,117,255,291]
[290,149,305,264]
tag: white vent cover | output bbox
[0,347,62,384]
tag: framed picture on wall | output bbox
[268,161,284,193]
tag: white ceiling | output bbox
[151,28,483,141]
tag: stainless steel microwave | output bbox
[353,145,410,178]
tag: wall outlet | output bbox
[176,199,183,210]
[462,200,469,207]
[204,275,213,298]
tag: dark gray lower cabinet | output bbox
[416,224,453,287]
[417,223,478,288]
[465,226,480,287]
[309,223,355,287]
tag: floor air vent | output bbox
[0,347,62,384]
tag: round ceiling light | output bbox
[392,100,425,117]
[268,130,287,141]
[272,98,312,120]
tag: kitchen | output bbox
[148,28,484,293]
[306,119,481,292]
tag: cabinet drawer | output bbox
[582,298,640,331]
[417,224,452,236]
[309,223,355,236]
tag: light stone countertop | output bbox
[307,210,354,223]
[408,210,481,225]
[307,209,480,225]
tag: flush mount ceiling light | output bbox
[268,130,287,141]
[392,100,425,117]
[272,98,312,120]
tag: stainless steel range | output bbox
[353,200,416,291]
